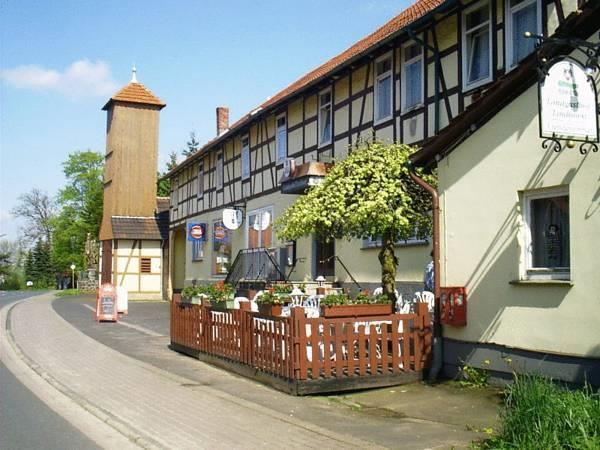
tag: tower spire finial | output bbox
[131,64,137,83]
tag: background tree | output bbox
[51,150,104,273]
[181,132,200,157]
[157,150,178,196]
[10,188,56,245]
[275,142,435,301]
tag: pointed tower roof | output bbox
[102,67,166,110]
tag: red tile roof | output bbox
[103,82,166,110]
[167,0,447,177]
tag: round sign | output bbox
[214,226,226,240]
[190,225,204,239]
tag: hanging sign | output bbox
[95,283,118,322]
[222,208,243,230]
[283,158,296,179]
[539,58,599,142]
[252,211,271,231]
[214,224,227,241]
[187,223,206,241]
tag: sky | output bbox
[0,0,411,242]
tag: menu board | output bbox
[96,283,118,322]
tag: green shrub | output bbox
[481,374,600,449]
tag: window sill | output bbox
[401,103,424,114]
[373,115,394,127]
[361,240,429,250]
[509,279,573,286]
[462,78,493,95]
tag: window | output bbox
[216,152,223,190]
[276,114,287,164]
[247,207,273,249]
[318,89,332,146]
[362,228,428,249]
[212,220,232,275]
[523,188,570,279]
[506,0,540,69]
[171,178,178,207]
[192,240,204,261]
[462,1,492,89]
[374,54,393,123]
[140,258,152,274]
[197,164,204,199]
[241,135,250,180]
[402,41,424,110]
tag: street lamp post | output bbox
[70,264,76,290]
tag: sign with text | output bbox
[187,223,206,241]
[222,208,243,230]
[96,283,118,322]
[539,58,599,142]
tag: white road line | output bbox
[82,304,164,337]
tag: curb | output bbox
[3,295,163,450]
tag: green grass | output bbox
[55,289,83,297]
[479,374,600,449]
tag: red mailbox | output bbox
[96,283,118,322]
[440,286,467,326]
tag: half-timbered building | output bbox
[165,0,588,299]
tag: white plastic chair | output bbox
[233,296,249,310]
[414,291,434,313]
[303,295,321,318]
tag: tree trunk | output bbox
[378,231,398,302]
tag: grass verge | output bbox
[477,373,600,449]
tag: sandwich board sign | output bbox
[96,283,118,322]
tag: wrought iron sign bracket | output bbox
[527,32,600,154]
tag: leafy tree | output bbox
[51,150,103,273]
[181,132,200,157]
[157,151,178,196]
[10,188,56,245]
[275,142,435,301]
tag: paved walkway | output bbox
[6,294,374,449]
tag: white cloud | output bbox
[0,59,118,98]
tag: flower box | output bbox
[320,303,393,318]
[258,304,284,317]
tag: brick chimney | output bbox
[216,106,229,136]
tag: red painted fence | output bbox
[170,297,431,384]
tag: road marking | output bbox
[82,304,164,337]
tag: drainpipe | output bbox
[408,164,442,382]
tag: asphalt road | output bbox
[0,290,99,450]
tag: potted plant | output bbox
[181,285,204,305]
[208,281,235,311]
[256,291,288,316]
[320,292,393,318]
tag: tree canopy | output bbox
[275,141,435,300]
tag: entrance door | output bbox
[314,237,335,278]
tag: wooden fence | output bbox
[170,295,431,395]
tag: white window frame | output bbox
[241,135,250,180]
[216,151,223,191]
[197,163,204,199]
[401,39,424,112]
[461,0,493,91]
[275,113,287,164]
[374,52,394,125]
[505,0,542,70]
[246,206,274,249]
[318,88,333,147]
[522,186,570,280]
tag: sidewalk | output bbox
[7,294,501,449]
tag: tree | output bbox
[157,151,178,196]
[51,150,104,273]
[275,142,435,301]
[181,132,200,157]
[10,188,56,245]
